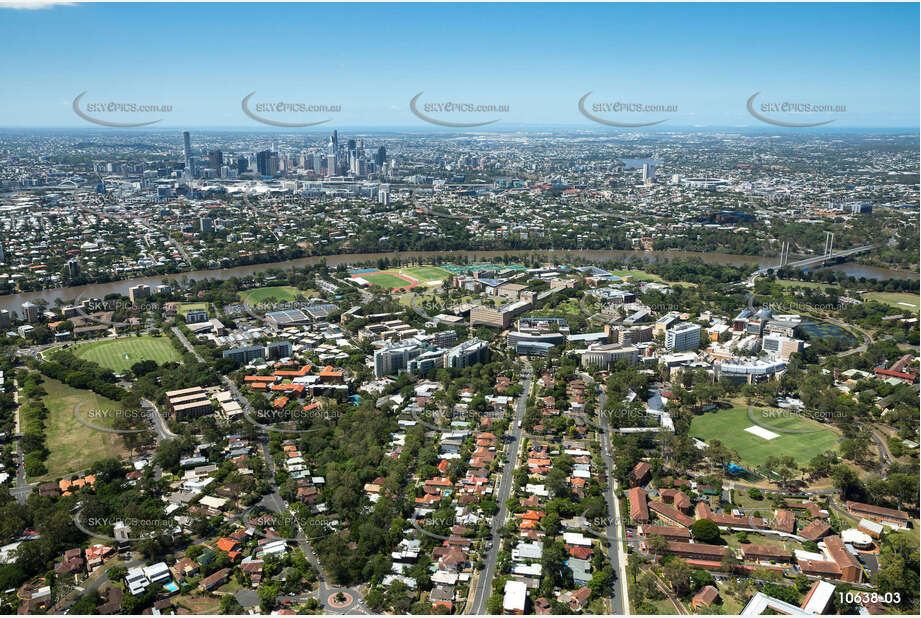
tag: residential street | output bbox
[585,371,630,616]
[468,364,531,615]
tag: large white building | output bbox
[580,343,639,368]
[445,338,488,369]
[374,342,423,378]
[762,334,804,360]
[718,358,786,384]
[665,322,701,352]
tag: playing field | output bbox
[357,272,417,289]
[400,266,454,282]
[38,377,131,480]
[690,406,840,468]
[177,302,209,316]
[864,292,920,313]
[607,269,663,282]
[240,285,304,304]
[73,335,181,373]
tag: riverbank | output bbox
[1,248,916,314]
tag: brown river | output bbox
[1,248,916,314]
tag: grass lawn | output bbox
[899,522,920,548]
[240,285,307,305]
[73,335,181,373]
[530,297,583,318]
[725,533,795,551]
[863,291,920,313]
[400,265,454,282]
[775,279,843,291]
[648,597,685,615]
[176,302,209,316]
[689,406,841,468]
[38,377,131,480]
[360,272,416,288]
[176,595,222,614]
[731,490,773,510]
[775,284,919,313]
[398,293,437,308]
[714,583,746,614]
[607,269,664,282]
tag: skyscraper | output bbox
[642,163,656,183]
[65,258,80,279]
[21,301,39,323]
[256,150,274,176]
[349,151,359,175]
[375,146,387,166]
[208,150,223,173]
[182,131,192,171]
[236,156,248,173]
[326,136,337,176]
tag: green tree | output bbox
[663,558,693,596]
[690,519,721,544]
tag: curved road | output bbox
[825,315,874,357]
[171,325,366,614]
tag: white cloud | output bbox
[0,0,74,9]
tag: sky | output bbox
[0,2,918,129]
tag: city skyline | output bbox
[0,3,918,617]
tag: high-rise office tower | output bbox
[21,301,40,323]
[208,150,223,173]
[182,131,192,171]
[375,146,387,166]
[326,136,337,176]
[237,156,248,173]
[256,150,273,176]
[642,163,656,183]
